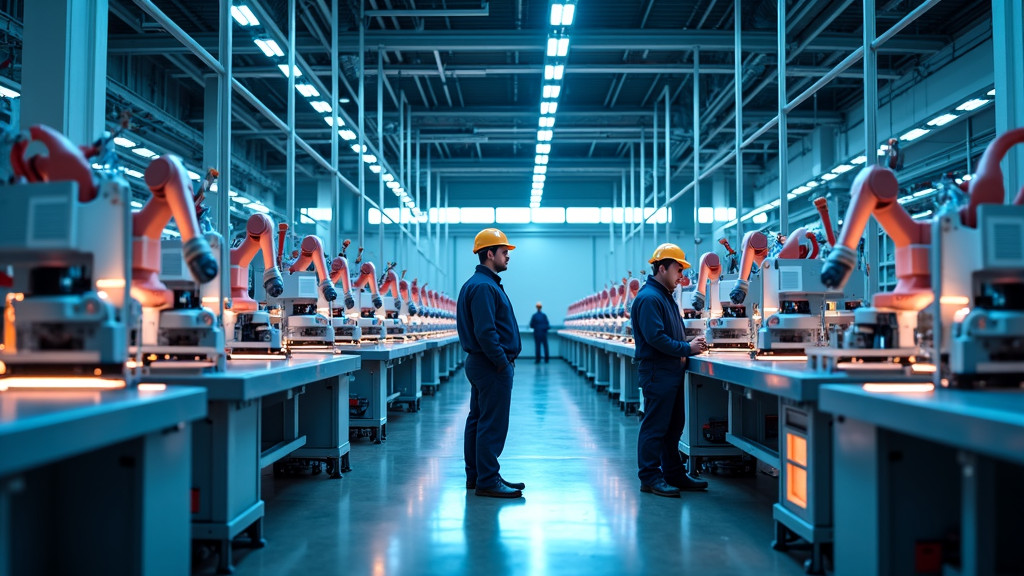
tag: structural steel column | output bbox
[993,0,1024,201]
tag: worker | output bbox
[530,301,550,363]
[631,243,710,498]
[457,228,525,498]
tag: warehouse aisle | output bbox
[202,360,808,576]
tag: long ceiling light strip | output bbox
[234,2,421,219]
[531,1,576,209]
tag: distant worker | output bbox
[630,243,710,498]
[457,228,525,499]
[530,301,551,363]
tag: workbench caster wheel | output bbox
[341,453,352,473]
[311,461,322,476]
[326,459,342,479]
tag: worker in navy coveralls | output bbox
[631,243,710,498]
[529,302,550,363]
[457,228,525,498]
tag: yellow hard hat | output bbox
[648,243,691,270]
[473,228,516,254]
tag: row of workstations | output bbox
[557,330,1024,576]
[0,334,463,576]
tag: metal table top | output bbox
[819,385,1024,465]
[0,385,207,476]
[422,335,460,349]
[335,341,427,361]
[688,354,930,402]
[140,354,361,401]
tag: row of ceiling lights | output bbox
[730,87,997,229]
[232,3,422,220]
[530,1,577,209]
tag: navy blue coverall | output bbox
[457,265,522,489]
[630,275,696,486]
[529,311,550,362]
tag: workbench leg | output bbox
[216,539,234,574]
[341,453,352,473]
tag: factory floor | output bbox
[196,360,810,576]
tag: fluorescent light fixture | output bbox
[820,173,838,181]
[900,127,930,141]
[460,207,495,224]
[387,181,400,189]
[232,5,259,26]
[862,383,934,393]
[536,144,551,155]
[927,113,959,127]
[324,116,337,126]
[567,207,601,224]
[539,116,555,128]
[912,187,935,198]
[547,37,558,57]
[497,207,532,224]
[187,170,202,181]
[557,38,570,57]
[302,207,332,222]
[544,64,564,80]
[211,183,219,192]
[131,147,157,159]
[130,200,143,208]
[533,174,546,183]
[278,64,302,77]
[311,101,332,114]
[531,207,565,224]
[162,228,180,238]
[91,163,104,170]
[382,173,395,182]
[543,85,562,99]
[296,84,319,98]
[956,98,989,111]
[362,154,377,164]
[0,85,18,98]
[254,38,284,58]
[850,155,867,165]
[560,3,575,25]
[538,130,553,141]
[124,168,144,179]
[911,209,933,220]
[532,182,545,190]
[791,185,811,195]
[697,207,714,224]
[113,136,136,148]
[542,101,558,115]
[713,207,729,222]
[550,3,563,26]
[351,144,366,153]
[806,181,819,188]
[534,166,548,176]
[339,130,357,141]
[831,164,854,174]
[369,164,381,173]
[250,203,271,214]
[988,89,996,96]
[535,155,549,165]
[231,195,251,204]
[752,212,768,224]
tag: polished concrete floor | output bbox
[200,360,810,576]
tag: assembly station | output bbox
[1,1,1022,575]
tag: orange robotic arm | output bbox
[399,277,418,316]
[229,214,284,312]
[353,261,382,309]
[960,127,1024,227]
[729,231,769,304]
[131,155,218,307]
[692,252,722,311]
[821,165,931,310]
[288,235,337,302]
[777,227,819,260]
[378,264,402,308]
[10,125,98,202]
[813,197,837,247]
[623,277,641,318]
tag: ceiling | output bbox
[2,0,996,216]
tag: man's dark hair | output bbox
[477,247,493,264]
[652,258,675,275]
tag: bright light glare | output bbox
[752,212,768,224]
[131,147,157,159]
[900,128,930,141]
[113,136,136,148]
[557,38,570,56]
[538,130,553,141]
[339,130,357,141]
[927,113,959,127]
[543,85,562,99]
[369,164,381,174]
[539,116,555,128]
[255,38,284,58]
[311,101,332,113]
[697,207,714,224]
[536,144,551,155]
[535,154,549,164]
[831,164,854,174]
[546,37,558,57]
[278,64,302,77]
[382,173,395,182]
[956,98,990,111]
[862,383,934,393]
[850,155,867,165]
[821,173,838,181]
[0,377,126,391]
[232,5,259,26]
[296,84,319,98]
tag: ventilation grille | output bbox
[297,275,318,298]
[778,267,803,292]
[991,222,1024,265]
